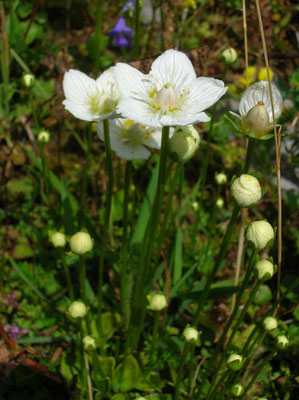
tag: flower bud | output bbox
[83,335,96,350]
[68,301,87,319]
[38,130,50,144]
[276,335,289,350]
[222,47,238,65]
[246,220,274,250]
[263,316,278,331]
[243,102,270,138]
[227,354,243,371]
[50,232,66,248]
[192,201,199,211]
[69,231,93,255]
[183,326,200,344]
[215,172,227,185]
[231,383,244,397]
[231,174,261,207]
[22,73,35,88]
[147,294,167,311]
[258,67,273,82]
[169,125,200,163]
[216,197,224,209]
[255,259,274,281]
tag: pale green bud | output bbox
[222,47,238,64]
[169,125,200,163]
[276,335,289,350]
[216,197,224,209]
[215,172,227,185]
[192,201,199,211]
[243,102,270,138]
[183,326,200,344]
[83,335,96,350]
[231,174,261,207]
[227,353,243,371]
[38,130,50,144]
[231,383,244,397]
[69,231,93,255]
[246,220,274,250]
[68,301,87,318]
[255,259,274,281]
[147,293,167,311]
[22,73,35,88]
[50,232,66,248]
[263,316,278,331]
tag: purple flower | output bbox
[4,325,29,340]
[109,17,133,48]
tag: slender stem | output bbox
[59,248,74,300]
[148,311,161,367]
[254,0,281,301]
[38,142,50,205]
[79,256,86,303]
[133,0,140,58]
[127,126,170,353]
[29,91,39,130]
[97,119,113,316]
[120,160,132,328]
[84,355,93,400]
[242,0,249,88]
[79,127,93,228]
[174,343,191,400]
[94,0,104,71]
[243,138,255,173]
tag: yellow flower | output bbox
[258,67,273,82]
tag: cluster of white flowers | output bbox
[63,49,228,160]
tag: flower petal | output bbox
[116,97,161,127]
[63,69,96,104]
[114,63,151,99]
[144,129,162,149]
[150,49,196,89]
[63,99,95,122]
[186,77,227,112]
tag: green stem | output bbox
[97,119,113,317]
[243,138,255,173]
[94,0,104,71]
[78,320,87,397]
[148,311,161,367]
[59,248,74,300]
[127,126,170,353]
[204,250,257,397]
[38,142,50,205]
[29,91,39,130]
[133,0,140,58]
[174,343,191,400]
[79,127,93,228]
[120,160,132,328]
[239,349,277,399]
[208,370,233,400]
[79,255,86,303]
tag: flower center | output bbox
[88,91,117,115]
[155,84,178,112]
[126,123,146,146]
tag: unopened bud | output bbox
[22,73,35,88]
[83,336,96,350]
[192,201,199,211]
[222,47,238,65]
[147,293,167,311]
[227,354,243,371]
[169,125,200,163]
[215,172,227,185]
[263,316,278,331]
[255,259,274,281]
[68,301,87,319]
[50,232,66,248]
[244,102,270,138]
[246,220,274,250]
[276,335,289,350]
[38,130,50,144]
[183,326,200,344]
[216,197,224,209]
[231,383,244,397]
[69,231,93,255]
[231,174,261,207]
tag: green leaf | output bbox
[112,355,141,392]
[254,284,272,305]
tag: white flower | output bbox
[97,118,162,160]
[239,81,283,123]
[231,174,261,207]
[62,67,120,122]
[114,49,227,127]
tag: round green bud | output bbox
[263,316,278,331]
[22,73,35,88]
[244,102,270,138]
[169,125,200,163]
[147,293,167,311]
[246,220,274,250]
[227,353,243,371]
[222,47,238,65]
[216,197,224,209]
[276,335,289,350]
[183,326,200,344]
[68,301,87,319]
[231,174,261,208]
[83,335,96,350]
[215,172,227,185]
[255,259,274,281]
[69,231,93,255]
[50,232,66,248]
[38,130,50,144]
[231,383,244,397]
